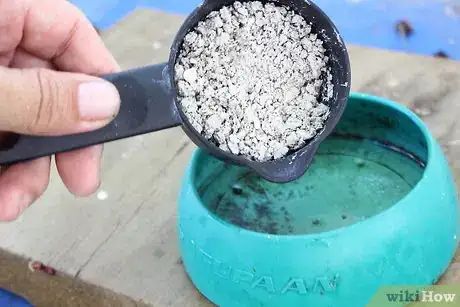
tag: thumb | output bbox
[0,67,120,136]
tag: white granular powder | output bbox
[175,1,333,162]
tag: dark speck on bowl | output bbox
[312,219,322,226]
[232,184,244,195]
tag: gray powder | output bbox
[175,1,333,162]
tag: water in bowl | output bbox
[197,135,425,235]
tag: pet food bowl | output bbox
[177,92,459,307]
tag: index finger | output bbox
[20,0,119,75]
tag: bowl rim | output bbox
[185,92,439,239]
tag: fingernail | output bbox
[78,81,120,121]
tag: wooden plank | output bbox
[0,8,459,307]
[0,251,148,307]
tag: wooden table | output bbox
[0,9,459,307]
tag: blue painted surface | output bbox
[70,0,460,60]
[317,0,460,59]
[0,289,32,307]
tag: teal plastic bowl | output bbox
[177,93,459,307]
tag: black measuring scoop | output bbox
[0,0,350,183]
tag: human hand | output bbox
[0,0,121,221]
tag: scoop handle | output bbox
[0,63,181,165]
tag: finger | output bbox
[0,63,43,205]
[9,47,102,197]
[0,1,24,66]
[19,0,119,74]
[0,157,50,221]
[10,48,55,69]
[9,48,103,198]
[0,66,120,135]
[56,145,103,197]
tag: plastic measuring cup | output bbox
[0,0,351,183]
